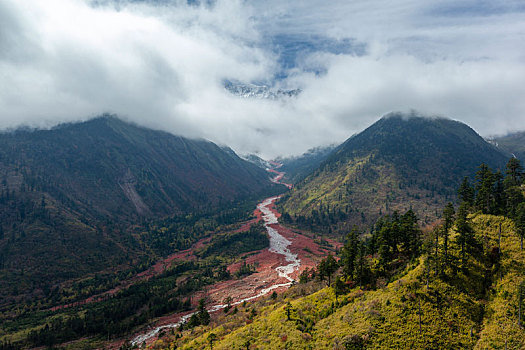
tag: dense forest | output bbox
[0,116,276,305]
[0,200,270,349]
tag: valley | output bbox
[2,2,524,348]
[125,165,340,348]
[1,114,523,350]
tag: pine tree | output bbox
[493,171,506,214]
[318,254,338,286]
[196,298,210,326]
[342,228,359,278]
[355,241,374,287]
[515,203,525,250]
[505,185,525,219]
[506,157,523,185]
[400,209,420,259]
[442,202,455,260]
[333,276,346,302]
[475,164,495,214]
[455,202,474,265]
[458,177,475,206]
[284,302,293,321]
[208,333,218,350]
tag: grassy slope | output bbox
[281,154,443,226]
[160,214,524,350]
[281,115,509,231]
[473,215,524,349]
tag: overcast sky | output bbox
[1,0,525,158]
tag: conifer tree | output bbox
[401,209,420,259]
[493,171,506,214]
[355,241,369,287]
[458,177,475,206]
[208,333,217,350]
[515,203,525,250]
[455,202,474,265]
[506,157,523,185]
[342,228,359,278]
[333,276,346,302]
[442,203,455,260]
[475,163,495,214]
[318,254,338,286]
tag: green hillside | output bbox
[0,116,271,219]
[280,113,509,233]
[161,209,524,350]
[151,158,525,350]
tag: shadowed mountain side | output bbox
[493,131,525,161]
[0,116,275,301]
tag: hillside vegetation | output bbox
[0,116,280,348]
[152,213,523,350]
[0,116,275,291]
[155,159,525,350]
[280,113,509,234]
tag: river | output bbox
[130,169,298,346]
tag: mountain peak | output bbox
[283,114,509,231]
[381,110,445,121]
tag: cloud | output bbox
[0,0,524,158]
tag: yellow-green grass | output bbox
[158,214,524,350]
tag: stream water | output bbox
[130,173,299,346]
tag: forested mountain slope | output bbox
[277,145,336,183]
[280,113,509,233]
[0,116,274,306]
[160,161,525,349]
[493,131,525,161]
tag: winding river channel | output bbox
[131,172,299,346]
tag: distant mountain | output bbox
[491,131,525,161]
[0,116,273,299]
[1,116,271,218]
[277,145,336,183]
[281,112,510,232]
[242,154,272,170]
[224,80,301,100]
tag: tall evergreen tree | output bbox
[493,171,506,215]
[455,202,474,265]
[342,228,359,278]
[400,209,420,259]
[475,164,495,214]
[355,241,370,287]
[515,203,525,250]
[505,186,525,219]
[442,202,455,260]
[458,177,475,206]
[318,254,338,286]
[505,157,523,186]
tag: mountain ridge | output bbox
[280,113,510,232]
[0,115,275,304]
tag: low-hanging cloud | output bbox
[1,0,524,158]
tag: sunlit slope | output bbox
[162,213,523,350]
[281,113,509,232]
